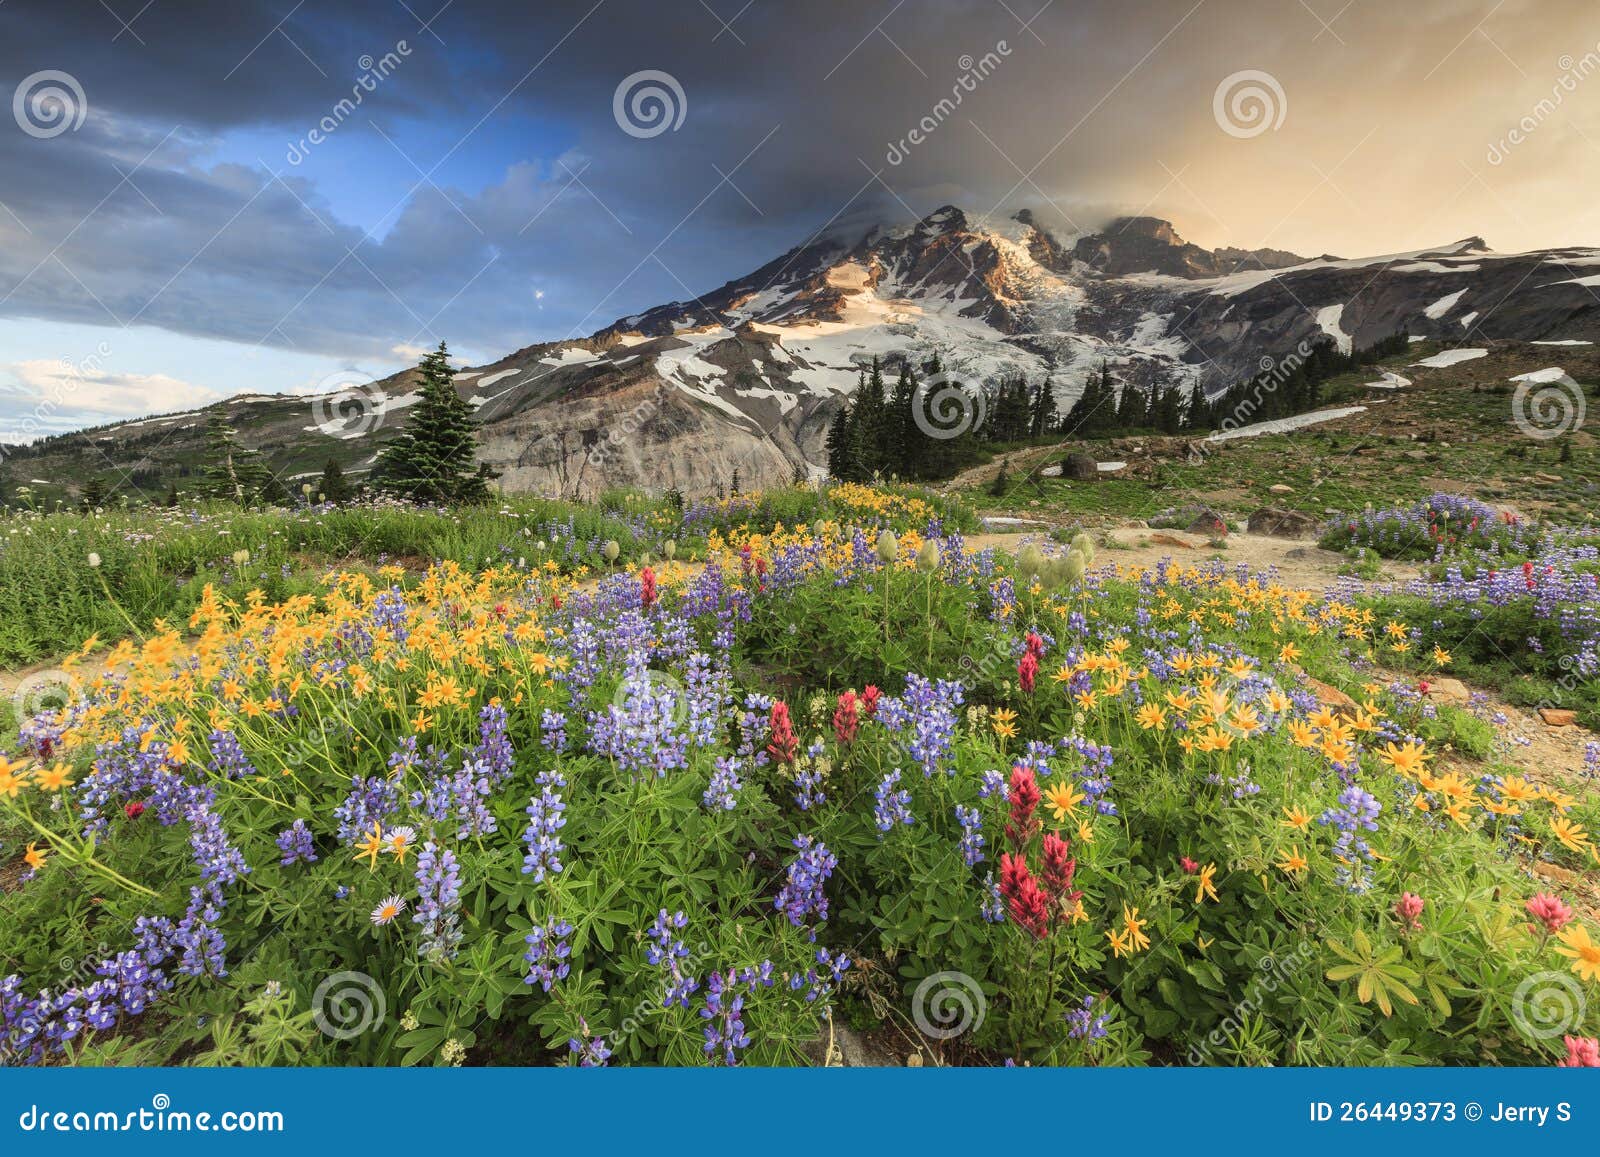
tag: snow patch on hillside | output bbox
[1424,288,1468,319]
[1315,304,1352,354]
[1207,406,1366,442]
[1411,348,1487,368]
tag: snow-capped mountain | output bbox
[17,206,1600,500]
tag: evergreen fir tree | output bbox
[198,411,273,505]
[79,475,107,511]
[375,342,497,504]
[318,458,352,504]
[888,362,918,477]
[825,400,854,481]
[1030,378,1057,438]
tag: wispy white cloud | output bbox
[0,358,218,441]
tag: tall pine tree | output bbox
[376,342,497,504]
[198,411,274,504]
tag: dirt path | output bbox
[964,527,1424,595]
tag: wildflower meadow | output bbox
[2,483,1596,1068]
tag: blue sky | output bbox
[2,0,1594,441]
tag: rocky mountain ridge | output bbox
[8,206,1599,500]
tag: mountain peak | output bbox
[1103,215,1186,246]
[914,205,969,235]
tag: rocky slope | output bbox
[7,206,1599,501]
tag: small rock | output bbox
[1535,472,1563,484]
[1404,449,1430,462]
[1039,464,1063,477]
[1305,676,1359,718]
[1061,452,1099,481]
[1539,707,1577,726]
[1186,510,1228,536]
[1268,483,1295,494]
[1247,506,1319,539]
[1422,677,1470,705]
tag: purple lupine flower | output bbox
[699,968,752,1066]
[955,804,985,866]
[646,909,699,1008]
[872,770,912,834]
[523,919,573,991]
[413,841,463,962]
[275,819,317,866]
[541,708,569,753]
[774,835,836,930]
[703,755,743,812]
[521,773,567,882]
[207,729,256,779]
[1066,994,1111,1040]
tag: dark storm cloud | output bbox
[1,0,1593,365]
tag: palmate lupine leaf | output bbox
[1325,929,1422,1017]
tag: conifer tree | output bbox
[79,475,107,511]
[318,458,352,504]
[199,411,274,504]
[825,399,854,481]
[1030,378,1057,438]
[375,342,497,504]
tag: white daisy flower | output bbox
[371,895,407,925]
